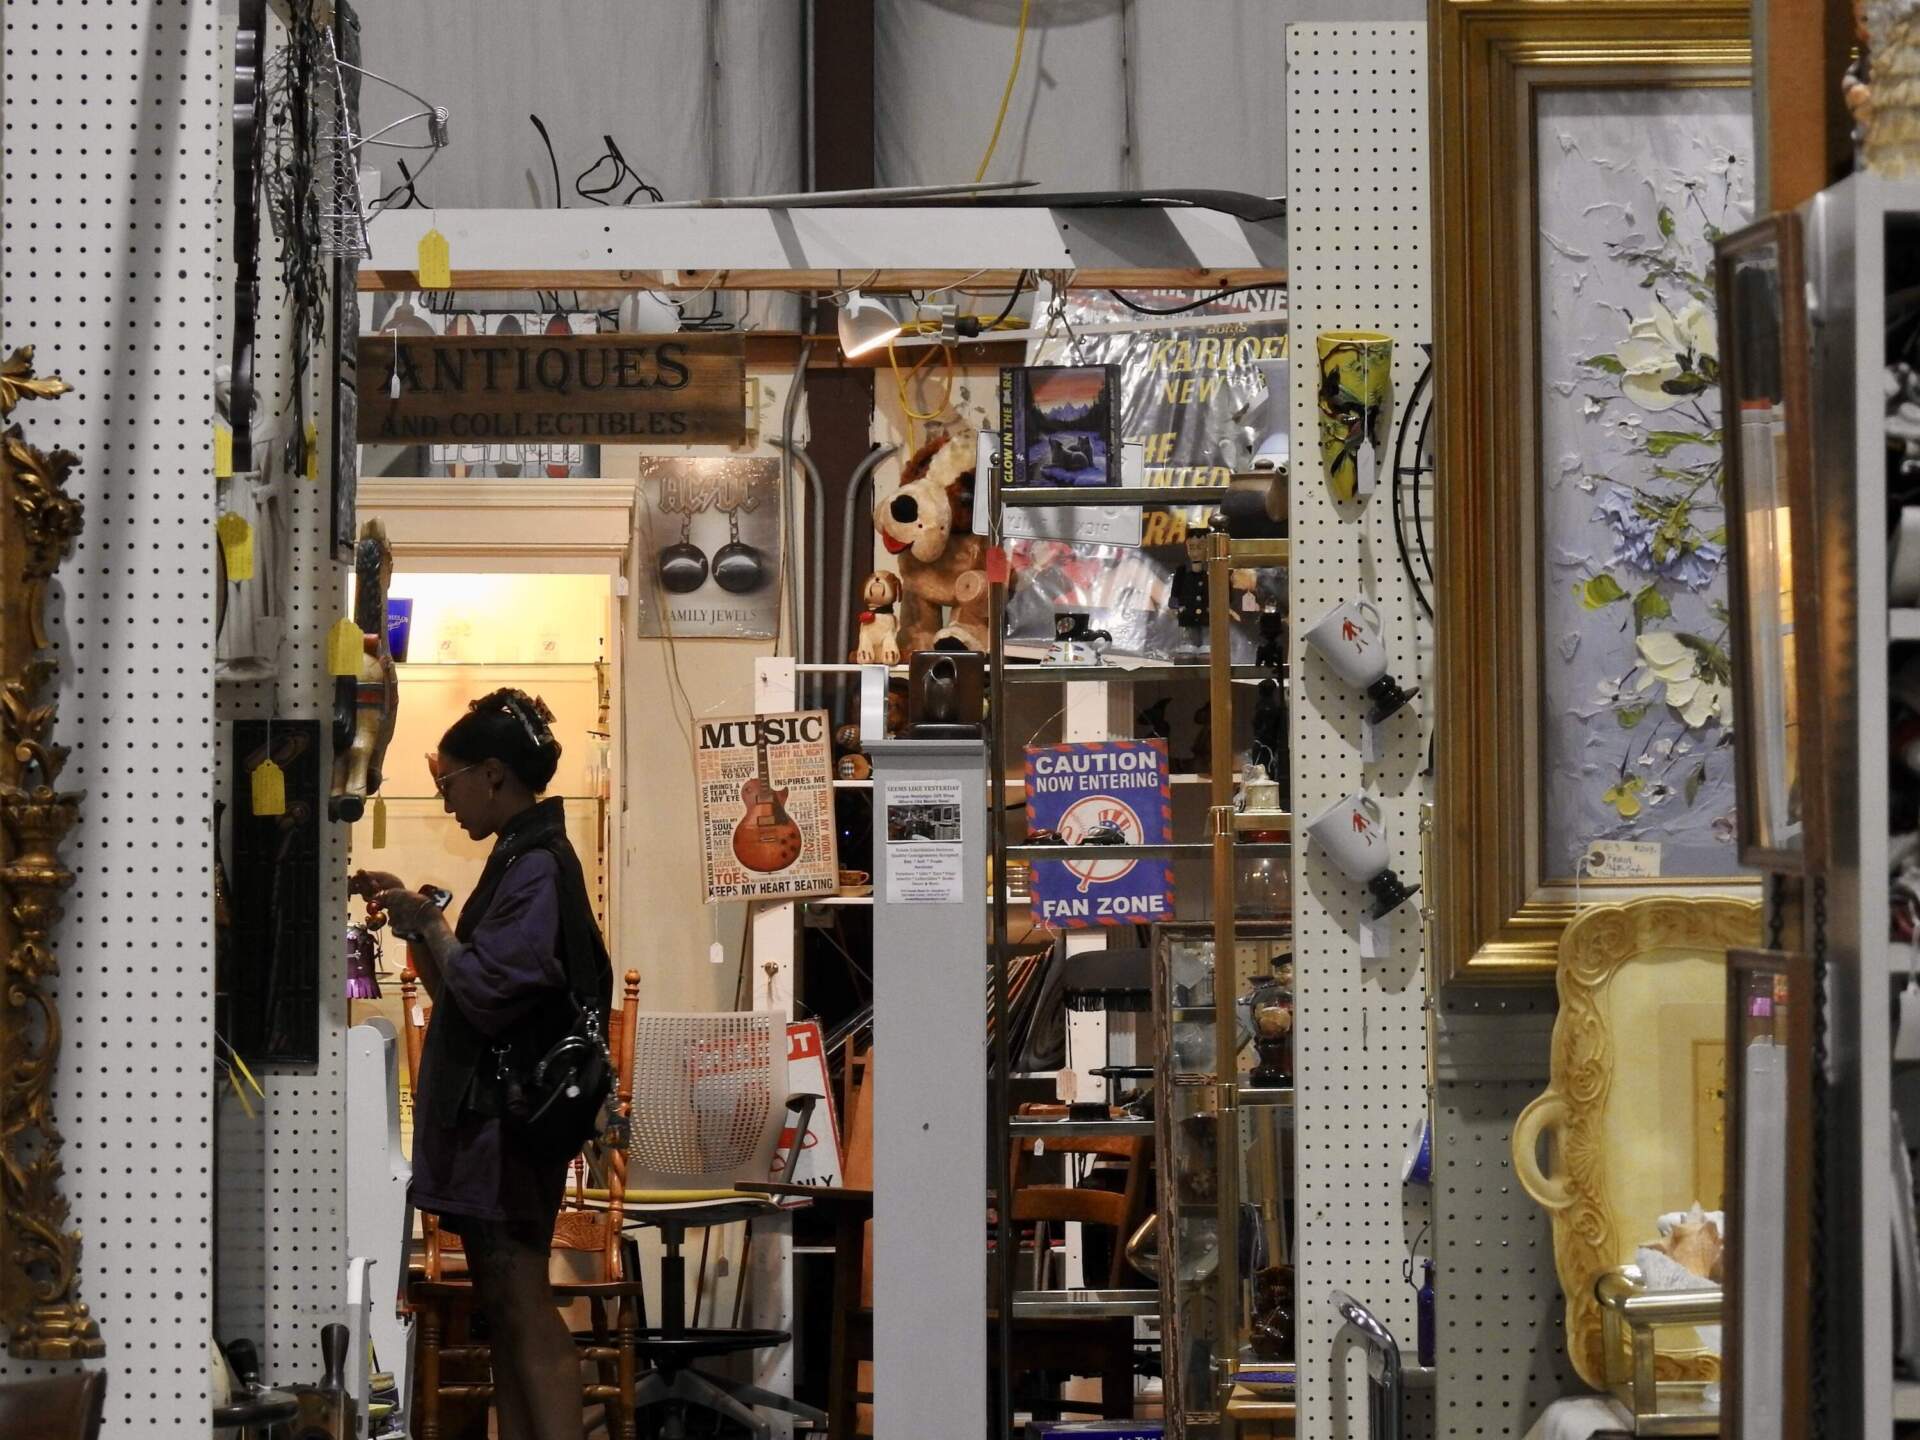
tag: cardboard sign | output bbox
[355,332,746,446]
[771,1021,845,1202]
[1023,739,1174,928]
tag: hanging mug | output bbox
[1304,789,1418,918]
[1303,597,1417,724]
[1316,330,1392,503]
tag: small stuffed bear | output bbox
[932,568,991,652]
[872,429,988,654]
[852,571,903,665]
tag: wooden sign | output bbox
[355,332,745,446]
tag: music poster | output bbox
[695,710,838,903]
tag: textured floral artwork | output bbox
[1537,86,1754,881]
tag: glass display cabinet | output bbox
[1152,919,1295,1438]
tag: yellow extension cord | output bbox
[974,0,1032,184]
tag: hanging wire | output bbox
[575,135,665,206]
[529,113,565,209]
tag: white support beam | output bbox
[358,205,1287,292]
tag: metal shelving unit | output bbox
[986,457,1293,1435]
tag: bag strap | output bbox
[540,836,612,1015]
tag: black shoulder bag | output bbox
[482,825,615,1164]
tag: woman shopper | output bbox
[352,687,612,1440]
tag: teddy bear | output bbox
[852,570,903,665]
[872,429,988,654]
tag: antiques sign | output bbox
[695,710,838,903]
[355,333,746,446]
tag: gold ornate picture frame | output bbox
[0,347,102,1358]
[1512,895,1760,1390]
[1432,0,1760,981]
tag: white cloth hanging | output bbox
[216,432,292,681]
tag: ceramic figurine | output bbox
[1317,330,1393,501]
[330,520,397,822]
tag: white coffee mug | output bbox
[1306,788,1419,918]
[1305,598,1389,688]
[1305,790,1389,882]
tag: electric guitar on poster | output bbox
[731,729,804,873]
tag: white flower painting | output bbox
[1536,85,1754,880]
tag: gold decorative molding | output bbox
[1513,896,1757,1388]
[0,345,102,1359]
[1430,0,1758,981]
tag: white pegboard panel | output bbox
[1431,989,1577,1438]
[0,0,222,1431]
[1286,23,1433,1440]
[208,2,351,1387]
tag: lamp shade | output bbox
[838,289,902,358]
[619,290,683,334]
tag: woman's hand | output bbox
[350,869,407,902]
[372,887,450,945]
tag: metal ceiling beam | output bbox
[355,204,1287,292]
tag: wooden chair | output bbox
[0,1371,106,1440]
[996,1103,1154,1422]
[400,965,643,1440]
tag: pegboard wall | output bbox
[0,0,222,1431]
[1431,989,1579,1438]
[1286,23,1435,1440]
[210,1,353,1390]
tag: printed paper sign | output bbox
[882,779,965,904]
[695,711,838,902]
[1024,739,1174,928]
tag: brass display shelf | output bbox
[394,660,603,669]
[1003,663,1281,683]
[1238,1085,1294,1108]
[1008,841,1290,862]
[1010,1289,1162,1319]
[1007,1116,1155,1139]
[1002,485,1240,508]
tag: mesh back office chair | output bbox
[622,1010,826,1440]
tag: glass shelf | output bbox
[377,794,604,804]
[395,659,604,670]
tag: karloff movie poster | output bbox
[695,710,838,902]
[635,456,782,639]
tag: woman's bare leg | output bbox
[465,1224,582,1440]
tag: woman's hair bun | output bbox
[439,687,563,791]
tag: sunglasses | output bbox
[425,755,481,797]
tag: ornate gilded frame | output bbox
[0,348,102,1358]
[1512,895,1760,1389]
[1431,0,1760,982]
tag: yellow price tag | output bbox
[304,421,319,482]
[328,618,365,675]
[418,227,452,289]
[250,758,286,817]
[214,423,234,478]
[216,512,255,582]
[370,795,388,849]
